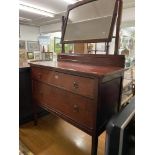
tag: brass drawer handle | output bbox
[73,82,79,89]
[73,104,79,112]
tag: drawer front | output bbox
[33,81,95,128]
[31,67,53,83]
[31,67,96,98]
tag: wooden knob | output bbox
[73,104,79,112]
[54,75,59,79]
[73,82,79,89]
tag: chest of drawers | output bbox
[30,54,125,155]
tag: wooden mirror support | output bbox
[61,0,123,55]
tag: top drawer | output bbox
[31,67,96,99]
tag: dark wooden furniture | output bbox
[19,67,32,124]
[30,54,125,155]
[30,0,124,154]
[19,67,48,125]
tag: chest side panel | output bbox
[97,77,122,134]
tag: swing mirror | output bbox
[62,0,119,44]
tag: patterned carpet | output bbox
[19,140,34,155]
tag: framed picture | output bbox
[34,51,41,60]
[87,43,96,54]
[54,37,62,54]
[65,44,73,53]
[27,41,40,52]
[19,40,26,49]
[19,49,27,67]
[42,52,53,61]
[27,52,34,59]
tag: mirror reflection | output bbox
[64,0,116,42]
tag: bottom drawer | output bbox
[33,81,95,129]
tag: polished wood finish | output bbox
[31,66,96,98]
[33,81,95,129]
[20,115,106,155]
[30,54,125,155]
[58,54,125,68]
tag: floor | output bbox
[19,114,106,155]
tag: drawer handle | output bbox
[73,82,79,89]
[54,75,59,79]
[73,104,79,112]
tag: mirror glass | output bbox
[64,0,116,43]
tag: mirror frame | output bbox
[62,0,120,43]
[61,0,123,55]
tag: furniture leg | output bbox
[33,101,38,125]
[91,135,98,155]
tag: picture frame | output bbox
[42,52,53,61]
[27,52,34,59]
[34,51,42,60]
[27,41,40,52]
[19,40,26,49]
[19,49,28,67]
[54,37,74,53]
[87,43,96,54]
[65,44,73,53]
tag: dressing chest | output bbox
[30,54,125,155]
[30,0,125,154]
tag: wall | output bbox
[40,23,62,34]
[20,6,135,37]
[39,7,135,34]
[19,25,40,41]
[20,6,134,54]
[122,7,135,28]
[107,7,135,54]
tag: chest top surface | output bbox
[30,54,125,78]
[30,61,124,78]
